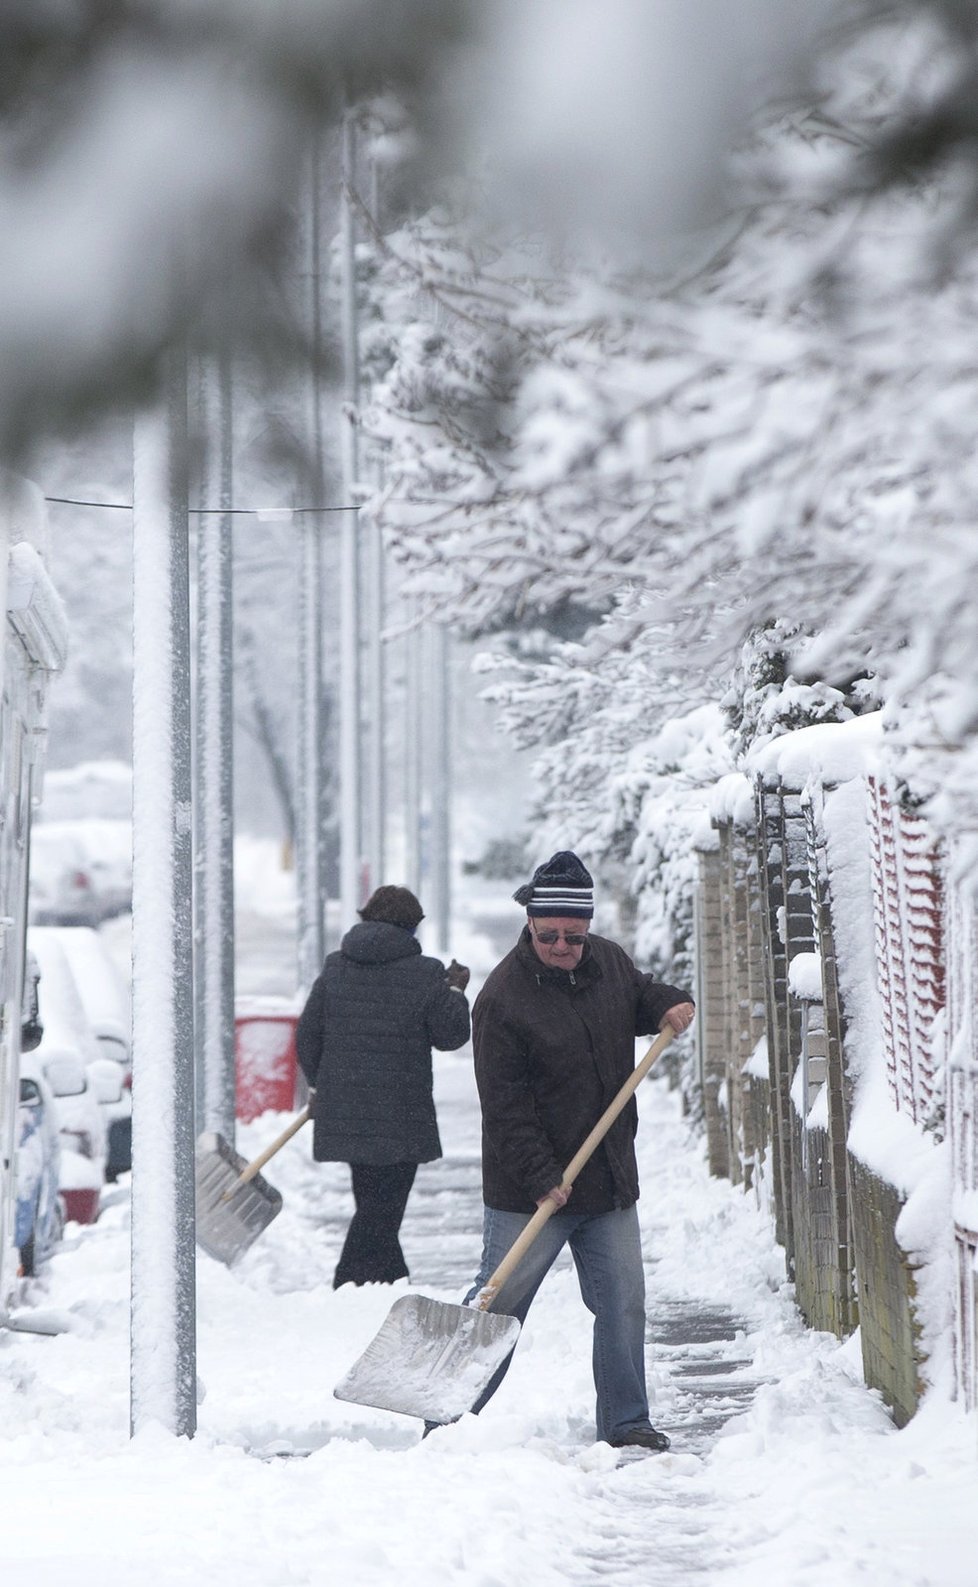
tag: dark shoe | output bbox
[608,1425,671,1453]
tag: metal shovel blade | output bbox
[333,1294,521,1425]
[194,1131,283,1266]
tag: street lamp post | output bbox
[339,107,363,926]
[194,349,236,1140]
[130,350,197,1439]
[297,133,328,990]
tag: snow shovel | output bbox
[333,1025,675,1425]
[195,1106,311,1266]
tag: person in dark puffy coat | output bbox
[296,884,471,1288]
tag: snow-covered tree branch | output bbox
[359,8,978,874]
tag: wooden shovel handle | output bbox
[476,1026,675,1309]
[233,1106,311,1188]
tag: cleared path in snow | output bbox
[237,1047,769,1585]
[401,1064,764,1585]
[219,877,773,1584]
[221,866,976,1587]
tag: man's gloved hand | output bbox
[446,958,470,992]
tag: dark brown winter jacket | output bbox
[472,928,690,1214]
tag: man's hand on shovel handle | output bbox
[662,1003,695,1035]
[534,1017,693,1214]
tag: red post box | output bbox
[234,999,301,1122]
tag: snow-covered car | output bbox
[38,760,132,823]
[52,926,132,1179]
[31,761,131,926]
[21,947,42,1053]
[28,928,108,1224]
[40,1052,106,1225]
[29,817,132,926]
[30,757,133,925]
[84,1058,130,1183]
[15,1053,64,1276]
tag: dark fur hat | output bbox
[513,851,594,918]
[359,885,425,930]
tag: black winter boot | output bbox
[608,1425,671,1453]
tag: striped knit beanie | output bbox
[513,851,594,918]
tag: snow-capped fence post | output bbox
[716,817,761,1187]
[695,777,769,1201]
[193,348,236,1140]
[693,831,728,1178]
[716,820,741,1182]
[754,774,799,1262]
[803,783,858,1337]
[130,352,197,1439]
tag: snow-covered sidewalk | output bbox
[3,1034,976,1586]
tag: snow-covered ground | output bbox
[2,843,976,1586]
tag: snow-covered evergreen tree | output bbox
[358,12,978,931]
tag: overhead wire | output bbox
[44,494,357,515]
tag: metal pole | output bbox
[431,624,451,952]
[296,133,327,991]
[364,492,385,896]
[194,349,236,1140]
[131,350,197,1438]
[296,528,325,988]
[405,608,423,896]
[0,494,11,1311]
[339,107,362,924]
[364,149,385,896]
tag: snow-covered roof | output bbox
[6,540,68,672]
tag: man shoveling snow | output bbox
[439,850,695,1451]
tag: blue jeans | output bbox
[464,1202,652,1444]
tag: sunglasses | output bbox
[532,927,589,945]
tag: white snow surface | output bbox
[2,853,976,1586]
[787,951,823,1001]
[748,712,884,790]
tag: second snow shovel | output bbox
[333,1025,675,1425]
[195,1106,311,1265]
